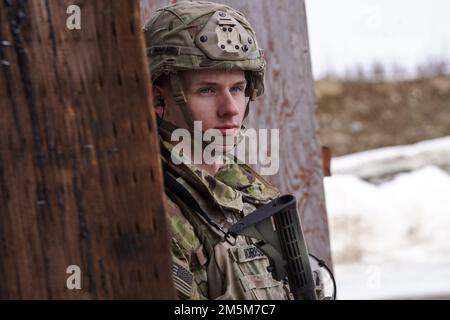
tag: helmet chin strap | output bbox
[234,87,256,147]
[169,72,195,132]
[232,98,250,148]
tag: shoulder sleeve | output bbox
[165,195,207,300]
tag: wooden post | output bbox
[140,0,333,268]
[230,0,333,269]
[0,0,175,299]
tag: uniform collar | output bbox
[161,139,279,213]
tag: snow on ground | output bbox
[334,263,450,300]
[324,137,450,299]
[331,135,450,180]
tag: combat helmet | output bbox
[143,0,265,132]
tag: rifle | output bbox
[227,194,330,300]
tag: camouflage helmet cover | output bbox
[143,0,266,99]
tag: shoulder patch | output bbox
[173,262,194,299]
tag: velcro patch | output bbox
[236,245,266,262]
[173,262,193,299]
[240,273,280,291]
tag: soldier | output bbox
[144,1,332,300]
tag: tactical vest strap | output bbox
[194,245,208,267]
[164,170,226,263]
[169,72,195,132]
[165,187,220,262]
[164,171,229,237]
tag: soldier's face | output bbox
[157,70,247,135]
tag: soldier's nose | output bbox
[218,92,240,117]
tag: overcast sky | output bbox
[305,0,450,79]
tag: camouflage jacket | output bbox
[161,139,292,300]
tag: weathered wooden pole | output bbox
[0,0,175,299]
[140,0,333,268]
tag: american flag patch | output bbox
[173,262,193,299]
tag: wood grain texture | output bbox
[140,0,333,269]
[0,0,175,299]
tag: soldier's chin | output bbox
[207,141,236,155]
[205,131,239,155]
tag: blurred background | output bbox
[305,0,450,299]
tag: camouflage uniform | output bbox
[161,137,292,300]
[144,1,293,299]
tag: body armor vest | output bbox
[161,140,292,300]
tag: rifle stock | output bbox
[228,194,317,300]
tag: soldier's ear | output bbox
[153,86,165,106]
[152,86,165,118]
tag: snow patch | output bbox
[325,139,450,299]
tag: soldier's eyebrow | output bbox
[193,81,218,87]
[192,80,247,87]
[232,80,247,86]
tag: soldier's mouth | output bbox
[214,125,239,135]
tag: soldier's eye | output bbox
[230,86,244,94]
[198,87,215,95]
